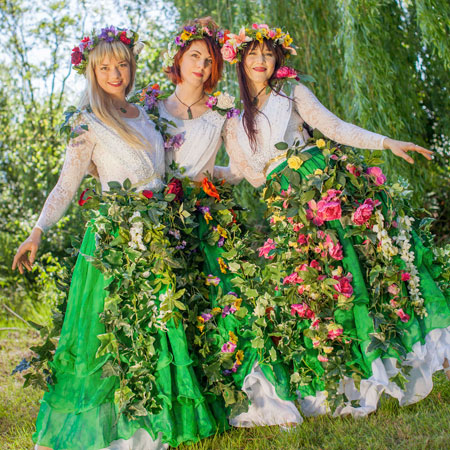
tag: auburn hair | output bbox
[164,17,223,93]
[236,39,287,151]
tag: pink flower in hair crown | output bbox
[275,66,299,80]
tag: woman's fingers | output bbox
[12,242,36,273]
[404,142,433,159]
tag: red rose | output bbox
[316,199,342,222]
[166,177,183,202]
[71,47,83,65]
[119,31,131,45]
[78,188,92,206]
[142,190,154,199]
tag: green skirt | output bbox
[196,213,295,404]
[266,146,450,404]
[33,226,227,450]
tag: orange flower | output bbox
[202,178,221,201]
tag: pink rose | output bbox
[346,164,361,177]
[329,242,343,260]
[221,42,237,62]
[333,275,353,298]
[310,259,321,270]
[291,303,310,318]
[317,199,342,222]
[396,308,410,323]
[258,238,276,260]
[275,66,297,79]
[283,272,303,285]
[327,327,344,340]
[293,223,304,232]
[401,272,411,281]
[324,189,342,201]
[297,234,308,245]
[310,318,320,329]
[388,284,400,296]
[352,199,375,226]
[318,355,329,362]
[318,274,326,281]
[366,167,387,186]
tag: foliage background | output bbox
[0,0,449,329]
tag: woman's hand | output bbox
[383,138,433,164]
[12,228,42,274]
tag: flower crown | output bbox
[71,26,144,75]
[221,23,296,64]
[163,23,222,68]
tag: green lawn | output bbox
[1,330,449,450]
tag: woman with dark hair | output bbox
[214,23,449,421]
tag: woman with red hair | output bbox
[139,17,302,430]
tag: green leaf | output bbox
[275,141,289,150]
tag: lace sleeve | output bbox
[293,83,386,150]
[35,127,96,232]
[215,117,266,188]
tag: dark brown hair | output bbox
[165,17,223,93]
[236,39,286,151]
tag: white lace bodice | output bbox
[222,83,387,187]
[158,101,227,181]
[35,106,165,232]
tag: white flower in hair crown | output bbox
[221,23,297,64]
[71,26,145,75]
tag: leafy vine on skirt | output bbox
[194,137,447,411]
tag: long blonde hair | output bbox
[79,40,146,148]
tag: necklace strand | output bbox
[252,86,268,106]
[175,91,205,120]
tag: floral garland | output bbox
[221,23,296,64]
[163,23,222,68]
[193,137,431,409]
[182,177,252,415]
[205,91,240,118]
[74,174,201,418]
[71,26,144,75]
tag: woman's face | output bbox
[243,42,276,86]
[94,55,130,100]
[178,40,213,88]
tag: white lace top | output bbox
[35,106,165,232]
[158,101,229,181]
[220,83,387,187]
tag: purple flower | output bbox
[217,236,225,247]
[184,25,196,33]
[165,132,186,151]
[197,205,210,215]
[227,291,238,297]
[201,313,213,321]
[221,341,237,353]
[174,36,182,46]
[226,108,240,119]
[176,240,187,250]
[99,26,117,42]
[169,229,181,239]
[217,30,224,40]
[222,305,237,317]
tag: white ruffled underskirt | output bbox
[232,326,450,427]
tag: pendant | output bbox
[187,107,193,120]
[120,107,127,113]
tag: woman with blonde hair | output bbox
[13,26,223,450]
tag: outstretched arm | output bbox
[12,128,95,273]
[293,83,432,163]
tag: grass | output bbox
[1,330,449,450]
